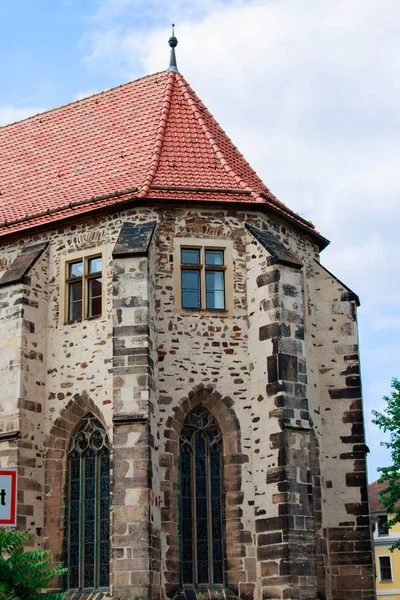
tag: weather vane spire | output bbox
[167,24,179,73]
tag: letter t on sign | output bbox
[0,469,18,527]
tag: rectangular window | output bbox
[180,247,226,310]
[377,514,389,536]
[379,556,392,581]
[66,255,103,322]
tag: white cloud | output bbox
[80,0,400,478]
[0,105,46,127]
[81,0,400,322]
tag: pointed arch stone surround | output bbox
[43,392,108,567]
[160,384,250,600]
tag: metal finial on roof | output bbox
[167,24,179,73]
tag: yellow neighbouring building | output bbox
[370,480,400,600]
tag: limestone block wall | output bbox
[0,249,49,547]
[313,262,375,600]
[111,227,161,599]
[246,229,318,600]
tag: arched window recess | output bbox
[66,414,110,591]
[179,407,224,587]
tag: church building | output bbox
[0,33,375,600]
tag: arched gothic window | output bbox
[179,407,224,586]
[66,415,110,590]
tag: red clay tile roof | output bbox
[0,69,326,243]
[369,480,400,512]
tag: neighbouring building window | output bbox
[377,514,389,536]
[66,415,110,590]
[379,556,393,581]
[181,247,226,310]
[179,407,224,586]
[66,255,102,322]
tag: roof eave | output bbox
[0,194,330,250]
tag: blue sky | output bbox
[1,0,399,481]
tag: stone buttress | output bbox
[111,221,161,599]
[0,242,49,547]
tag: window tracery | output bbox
[66,415,110,590]
[179,407,224,586]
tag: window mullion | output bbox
[79,452,85,589]
[83,259,88,319]
[94,452,100,588]
[192,433,198,585]
[200,248,206,309]
[205,436,213,585]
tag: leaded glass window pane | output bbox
[66,415,110,591]
[99,451,110,587]
[179,407,224,587]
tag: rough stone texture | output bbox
[0,205,375,600]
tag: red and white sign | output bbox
[0,468,18,527]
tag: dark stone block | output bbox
[113,325,150,337]
[345,472,367,487]
[340,435,365,444]
[258,532,283,546]
[282,284,298,297]
[257,544,289,561]
[266,382,283,396]
[259,323,291,341]
[342,411,363,424]
[345,375,361,387]
[295,326,304,340]
[239,583,255,600]
[267,355,278,383]
[256,516,288,533]
[351,423,365,435]
[256,270,281,288]
[341,290,360,307]
[278,354,298,382]
[340,364,360,376]
[328,387,362,400]
[344,502,369,515]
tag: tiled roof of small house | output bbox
[0,68,328,245]
[369,480,400,513]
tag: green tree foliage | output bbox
[0,528,67,600]
[372,378,400,549]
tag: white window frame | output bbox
[377,514,390,536]
[378,554,393,582]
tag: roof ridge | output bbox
[139,71,176,198]
[176,74,262,203]
[0,71,167,131]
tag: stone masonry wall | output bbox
[0,249,49,547]
[313,262,375,600]
[246,230,318,600]
[0,203,375,600]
